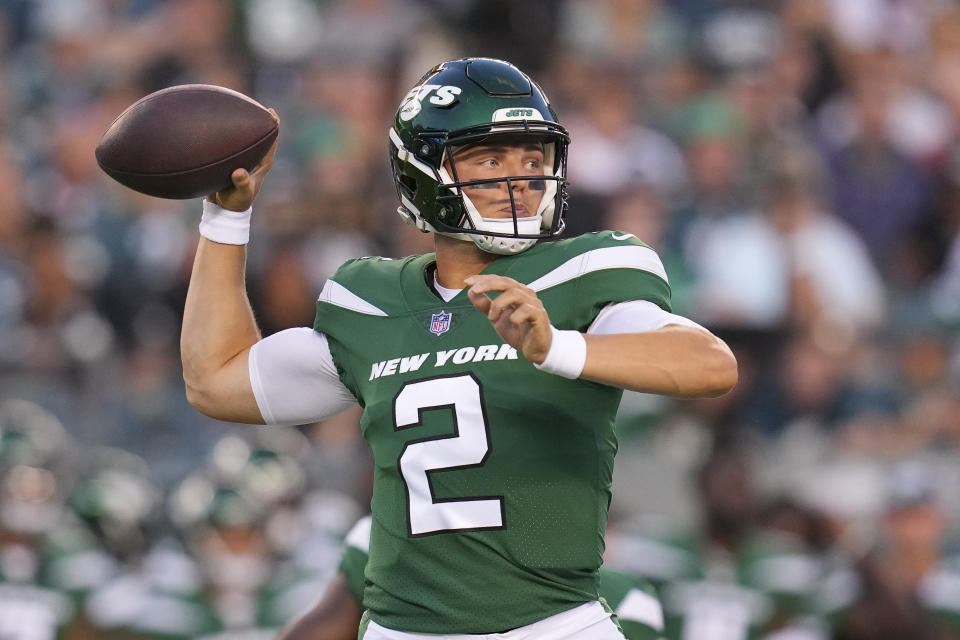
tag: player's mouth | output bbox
[501,203,529,216]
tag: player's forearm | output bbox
[580,326,737,397]
[180,238,261,409]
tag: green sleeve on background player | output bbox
[338,515,373,608]
[599,567,665,640]
[339,546,368,608]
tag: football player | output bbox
[180,58,737,639]
[277,515,666,640]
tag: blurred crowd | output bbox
[1,0,960,638]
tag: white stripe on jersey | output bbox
[526,245,668,292]
[318,279,388,316]
[616,587,665,630]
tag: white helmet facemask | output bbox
[436,140,560,255]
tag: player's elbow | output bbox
[182,356,210,411]
[181,344,227,417]
[695,337,738,397]
[181,356,226,418]
[183,376,219,418]
[182,348,264,423]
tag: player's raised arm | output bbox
[180,130,278,424]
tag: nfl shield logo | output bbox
[429,311,452,336]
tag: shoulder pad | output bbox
[319,255,423,318]
[525,231,668,293]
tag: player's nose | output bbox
[509,177,526,192]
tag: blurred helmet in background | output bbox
[0,399,72,536]
[67,446,161,561]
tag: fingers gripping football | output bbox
[464,275,553,364]
[207,108,280,212]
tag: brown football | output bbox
[95,84,279,199]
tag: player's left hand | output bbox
[465,275,552,365]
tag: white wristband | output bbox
[199,199,252,245]
[533,326,587,379]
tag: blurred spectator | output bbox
[436,0,562,76]
[673,94,792,329]
[683,209,789,329]
[604,186,695,318]
[823,459,960,640]
[816,51,940,274]
[762,140,886,333]
[823,0,941,56]
[558,0,686,68]
[555,0,689,123]
[562,66,688,237]
[745,329,897,438]
[693,0,782,79]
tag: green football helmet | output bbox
[389,58,570,254]
[68,447,160,559]
[0,399,71,535]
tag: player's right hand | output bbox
[465,274,554,365]
[206,108,279,212]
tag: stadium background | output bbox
[1,0,959,637]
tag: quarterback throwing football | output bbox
[180,58,737,639]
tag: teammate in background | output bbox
[180,58,736,639]
[823,461,960,640]
[277,515,666,640]
[0,400,110,640]
[605,447,833,640]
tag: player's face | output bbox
[447,141,546,220]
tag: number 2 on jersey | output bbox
[393,374,505,536]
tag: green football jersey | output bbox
[313,231,672,634]
[339,515,665,640]
[0,528,93,640]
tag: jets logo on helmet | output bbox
[389,58,570,255]
[399,85,463,121]
[492,107,544,121]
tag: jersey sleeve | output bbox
[247,327,358,425]
[588,300,704,335]
[599,567,665,640]
[616,587,666,640]
[338,516,373,608]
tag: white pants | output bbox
[359,601,625,640]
